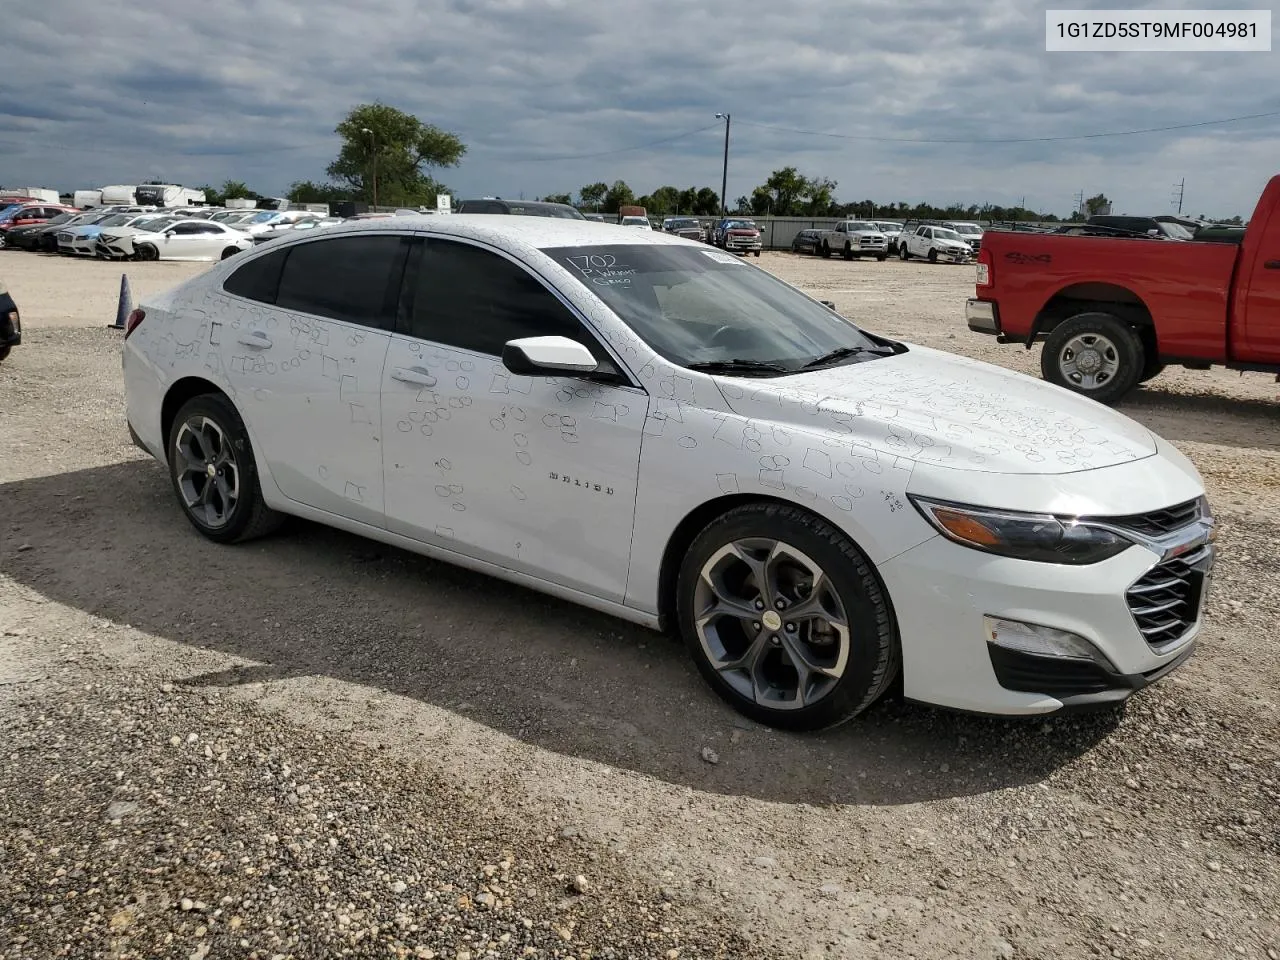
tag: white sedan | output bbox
[124,220,254,261]
[121,217,1214,729]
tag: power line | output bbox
[501,122,724,162]
[732,109,1280,144]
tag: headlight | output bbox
[909,496,1132,564]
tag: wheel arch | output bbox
[655,493,898,635]
[1029,283,1155,348]
[161,376,232,463]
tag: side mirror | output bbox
[502,335,598,375]
[164,229,176,237]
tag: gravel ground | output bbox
[1,249,1278,960]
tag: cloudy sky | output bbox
[3,0,1276,217]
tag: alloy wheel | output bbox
[693,538,850,710]
[174,416,240,528]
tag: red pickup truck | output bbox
[966,174,1280,404]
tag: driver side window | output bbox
[404,238,620,375]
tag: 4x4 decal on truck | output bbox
[1005,252,1053,265]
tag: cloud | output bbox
[0,0,1275,216]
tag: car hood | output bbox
[850,231,886,239]
[933,239,969,250]
[716,345,1157,475]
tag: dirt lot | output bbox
[2,250,1278,960]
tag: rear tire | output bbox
[677,502,899,731]
[1138,355,1166,384]
[167,393,284,544]
[1041,312,1145,406]
[220,247,240,260]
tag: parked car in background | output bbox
[817,220,889,260]
[454,198,586,219]
[96,215,185,260]
[713,218,763,256]
[874,221,903,247]
[22,209,103,252]
[1086,215,1193,240]
[253,217,343,244]
[621,215,652,230]
[121,216,1214,728]
[4,211,80,251]
[968,172,1280,405]
[583,213,607,223]
[791,228,824,254]
[60,211,159,256]
[125,219,254,261]
[0,203,78,248]
[899,224,973,263]
[0,277,18,363]
[661,217,704,241]
[55,211,122,254]
[943,221,985,254]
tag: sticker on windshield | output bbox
[563,253,636,286]
[701,250,742,265]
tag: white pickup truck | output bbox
[897,223,973,263]
[816,220,889,260]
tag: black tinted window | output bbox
[406,239,605,361]
[275,234,405,328]
[224,248,287,304]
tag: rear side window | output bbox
[224,248,287,303]
[275,234,407,329]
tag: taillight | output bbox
[976,248,993,287]
[124,308,145,338]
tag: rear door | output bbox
[217,232,408,525]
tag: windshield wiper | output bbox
[801,345,895,369]
[686,359,791,377]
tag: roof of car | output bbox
[267,213,696,250]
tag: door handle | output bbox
[391,366,436,387]
[1265,260,1280,270]
[236,331,272,348]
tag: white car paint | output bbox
[901,225,972,262]
[620,216,652,229]
[121,216,1213,721]
[127,220,254,261]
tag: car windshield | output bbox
[950,223,982,235]
[543,244,886,372]
[668,219,699,228]
[42,213,76,226]
[725,221,756,229]
[247,212,277,223]
[933,228,963,241]
[1158,222,1194,240]
[621,216,648,225]
[100,214,134,226]
[0,205,25,221]
[846,222,878,231]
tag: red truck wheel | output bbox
[1041,312,1145,405]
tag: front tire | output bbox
[167,393,284,544]
[135,243,158,261]
[842,243,853,261]
[752,249,760,257]
[899,244,910,260]
[876,254,887,262]
[819,241,831,259]
[677,503,899,731]
[927,248,938,264]
[1041,312,1145,405]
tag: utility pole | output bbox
[715,112,731,217]
[1074,190,1085,217]
[1172,178,1185,214]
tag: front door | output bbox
[216,232,409,526]
[381,236,647,602]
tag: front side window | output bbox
[275,234,406,328]
[405,239,613,368]
[542,244,889,374]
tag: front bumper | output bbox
[878,532,1211,715]
[966,298,1001,335]
[723,236,762,251]
[937,248,971,263]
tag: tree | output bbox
[286,180,357,204]
[221,180,254,200]
[578,182,608,210]
[541,192,572,205]
[602,180,635,213]
[733,196,751,214]
[692,187,721,215]
[1084,193,1110,216]
[327,103,465,207]
[646,185,681,215]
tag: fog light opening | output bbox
[983,616,1111,667]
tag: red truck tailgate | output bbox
[977,233,1239,361]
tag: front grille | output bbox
[1101,498,1202,537]
[1126,543,1212,650]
